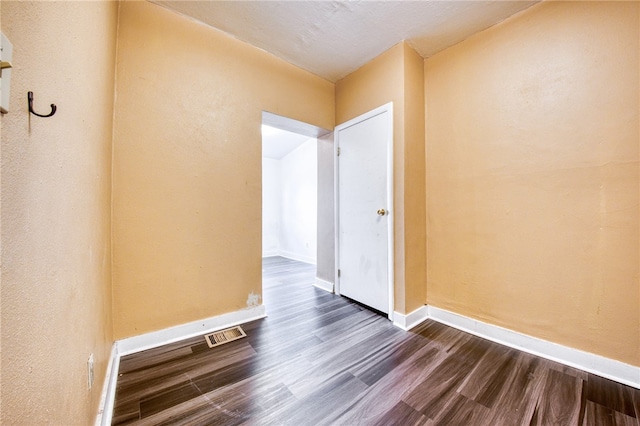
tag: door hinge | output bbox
[337,147,340,156]
[338,269,341,277]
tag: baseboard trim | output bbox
[314,277,334,293]
[96,306,268,424]
[96,302,638,424]
[95,344,120,426]
[117,305,267,356]
[393,305,430,331]
[427,305,640,389]
[278,250,316,265]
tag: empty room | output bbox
[1,1,638,424]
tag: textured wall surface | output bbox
[425,1,639,366]
[402,44,427,314]
[112,1,334,339]
[1,1,118,423]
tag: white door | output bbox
[335,103,393,316]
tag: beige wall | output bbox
[1,1,118,424]
[336,42,426,315]
[425,1,639,366]
[402,44,427,313]
[112,1,334,339]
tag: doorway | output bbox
[261,124,317,263]
[260,111,332,302]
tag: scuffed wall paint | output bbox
[246,292,261,308]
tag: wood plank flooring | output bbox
[112,257,640,425]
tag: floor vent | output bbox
[204,326,247,348]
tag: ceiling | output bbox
[151,0,539,83]
[262,125,312,159]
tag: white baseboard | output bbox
[96,305,268,424]
[314,277,334,293]
[263,251,317,265]
[117,305,266,356]
[96,302,638,424]
[393,305,430,331]
[95,344,120,426]
[278,250,316,265]
[427,305,640,389]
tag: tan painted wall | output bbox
[402,44,427,313]
[112,1,334,339]
[425,1,639,366]
[336,42,426,315]
[1,1,118,424]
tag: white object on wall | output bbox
[0,32,14,114]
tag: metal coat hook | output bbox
[27,91,56,118]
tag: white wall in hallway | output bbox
[262,138,317,264]
[262,157,281,257]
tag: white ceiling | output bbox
[151,0,539,82]
[262,125,312,160]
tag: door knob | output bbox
[377,208,386,216]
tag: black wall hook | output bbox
[27,91,56,118]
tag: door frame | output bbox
[260,111,332,296]
[334,102,394,319]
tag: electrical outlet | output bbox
[87,353,95,390]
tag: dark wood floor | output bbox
[112,256,640,425]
